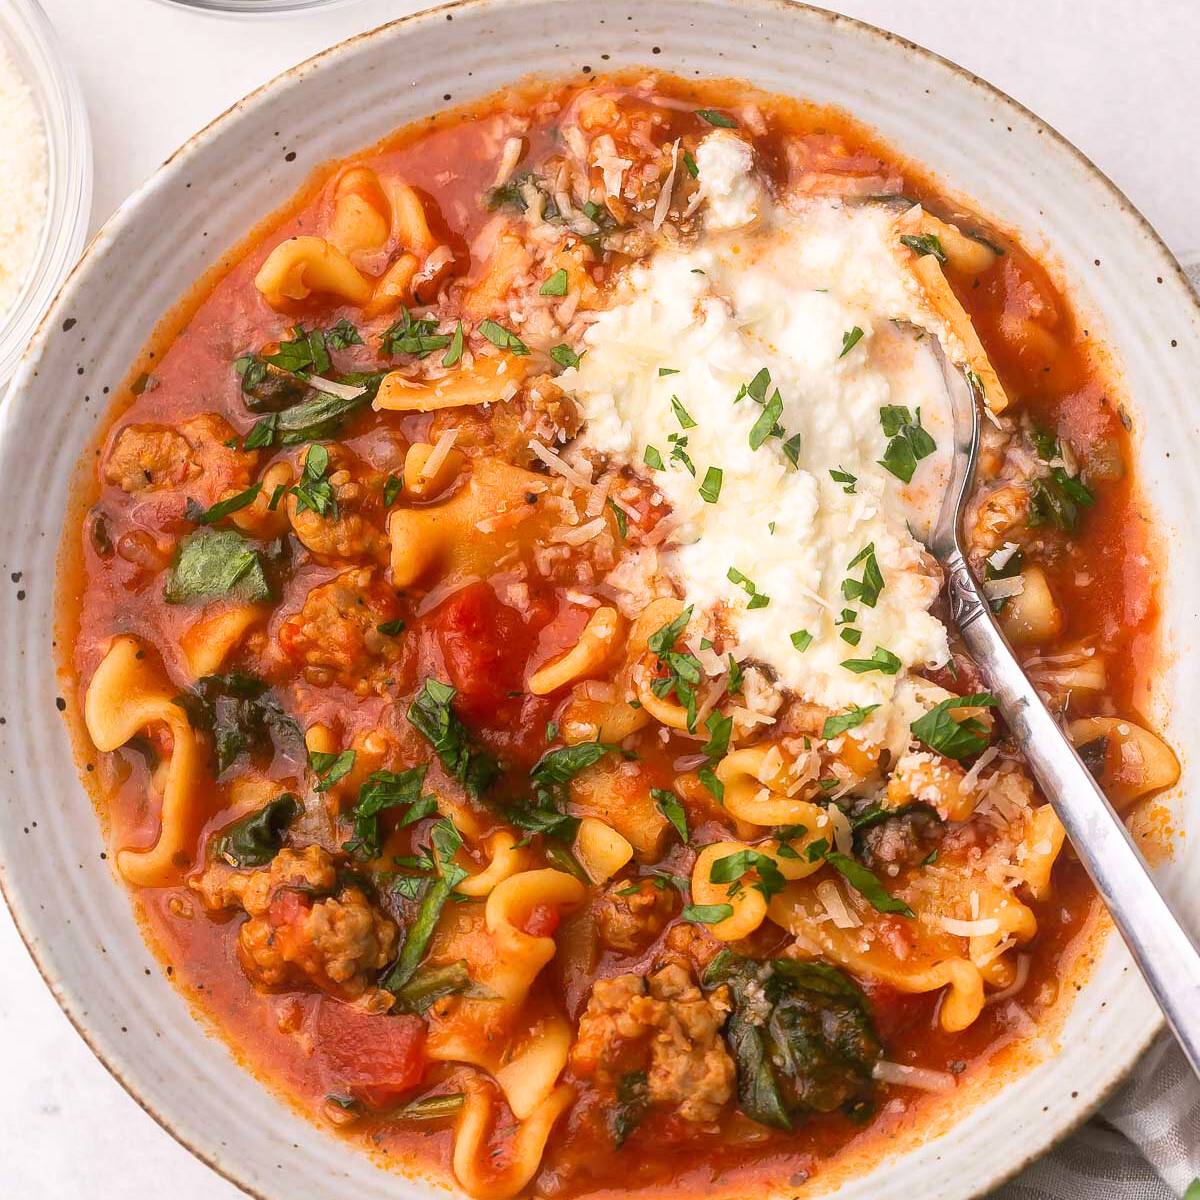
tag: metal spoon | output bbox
[926,348,1200,1075]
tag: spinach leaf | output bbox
[382,818,467,995]
[388,958,489,1015]
[1028,468,1095,532]
[274,379,379,445]
[235,356,311,413]
[343,766,434,859]
[164,528,272,604]
[212,793,300,867]
[610,1071,650,1148]
[407,678,500,797]
[704,952,882,1129]
[174,672,302,774]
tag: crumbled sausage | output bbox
[570,963,734,1124]
[287,444,388,563]
[192,845,397,1001]
[429,374,580,464]
[104,413,256,500]
[596,878,677,954]
[276,567,406,694]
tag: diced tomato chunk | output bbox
[521,902,560,939]
[314,999,427,1108]
[267,889,309,928]
[428,581,534,720]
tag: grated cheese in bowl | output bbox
[0,2,90,384]
[0,44,46,322]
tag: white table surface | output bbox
[4,0,1198,1195]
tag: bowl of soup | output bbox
[1,3,1195,1199]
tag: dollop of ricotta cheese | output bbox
[563,135,956,719]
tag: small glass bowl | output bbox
[153,0,362,14]
[0,0,91,384]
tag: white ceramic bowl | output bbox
[2,3,1196,1197]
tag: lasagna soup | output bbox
[63,74,1178,1198]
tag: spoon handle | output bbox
[946,547,1200,1076]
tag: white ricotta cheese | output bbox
[564,136,956,723]
[694,130,762,231]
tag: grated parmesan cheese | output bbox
[0,48,48,321]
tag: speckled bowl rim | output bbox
[2,1,1191,1197]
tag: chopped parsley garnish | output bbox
[727,566,770,609]
[682,902,734,924]
[1030,426,1060,461]
[193,482,261,526]
[531,741,618,796]
[900,233,947,264]
[670,395,697,429]
[442,320,465,368]
[735,368,771,405]
[878,405,936,484]
[910,692,998,760]
[842,543,884,608]
[381,308,452,358]
[710,848,786,900]
[652,787,689,842]
[781,432,803,467]
[478,319,529,355]
[748,387,784,451]
[668,433,696,475]
[726,654,744,693]
[790,629,813,653]
[682,150,700,178]
[290,443,338,517]
[608,498,628,537]
[695,108,736,128]
[699,466,723,504]
[309,747,356,793]
[830,467,857,494]
[841,645,902,675]
[698,766,724,803]
[826,852,914,916]
[643,444,665,471]
[344,766,434,858]
[659,366,680,377]
[839,326,865,358]
[377,618,405,636]
[646,606,703,732]
[407,677,500,797]
[264,325,332,376]
[702,710,733,761]
[550,343,582,369]
[840,628,862,646]
[383,474,403,506]
[243,415,278,451]
[821,704,880,739]
[325,318,363,350]
[540,268,569,297]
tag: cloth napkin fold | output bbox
[995,256,1200,1200]
[993,1034,1199,1198]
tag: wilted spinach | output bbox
[703,952,882,1130]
